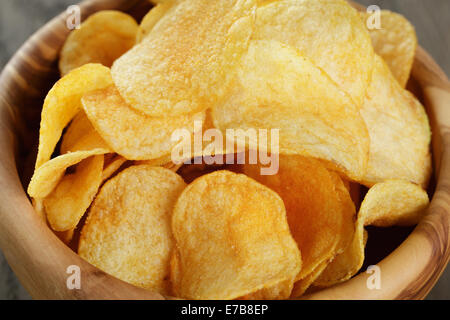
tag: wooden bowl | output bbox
[0,0,448,300]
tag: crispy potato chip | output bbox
[360,55,431,188]
[79,166,186,294]
[360,180,429,227]
[253,0,374,106]
[171,170,301,300]
[136,1,175,43]
[102,155,127,182]
[213,40,369,181]
[111,0,256,117]
[60,111,111,154]
[44,155,104,231]
[28,148,108,199]
[361,10,417,87]
[242,155,355,281]
[82,85,205,160]
[314,180,428,286]
[59,11,138,76]
[35,64,113,169]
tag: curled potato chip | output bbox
[360,180,429,227]
[112,0,256,117]
[253,0,374,106]
[213,40,369,181]
[361,10,417,87]
[79,166,186,294]
[35,64,112,169]
[44,155,104,231]
[60,111,111,154]
[361,55,431,188]
[136,1,175,43]
[59,11,138,76]
[82,85,205,160]
[242,155,355,281]
[28,148,108,199]
[171,170,301,300]
[314,180,429,287]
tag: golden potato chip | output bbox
[242,155,355,281]
[35,64,113,169]
[79,166,186,294]
[314,180,428,286]
[136,1,175,43]
[59,11,138,76]
[171,170,301,300]
[360,55,431,188]
[102,155,127,182]
[82,85,205,160]
[361,10,417,87]
[360,180,429,227]
[60,111,111,154]
[212,40,369,181]
[28,148,108,199]
[111,0,256,117]
[44,155,104,231]
[253,0,374,106]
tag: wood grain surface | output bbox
[0,0,448,300]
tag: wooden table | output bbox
[0,0,448,300]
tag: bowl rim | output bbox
[0,0,449,300]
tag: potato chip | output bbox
[361,10,417,87]
[360,55,431,188]
[82,85,205,160]
[35,64,113,169]
[102,155,127,182]
[59,11,138,76]
[111,0,256,117]
[314,180,428,286]
[253,0,374,106]
[212,40,369,181]
[171,170,301,300]
[136,1,175,43]
[242,155,355,281]
[360,180,429,227]
[28,148,108,199]
[79,166,186,294]
[44,155,104,231]
[60,111,111,154]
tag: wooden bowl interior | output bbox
[0,0,448,300]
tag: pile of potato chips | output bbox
[28,0,431,299]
